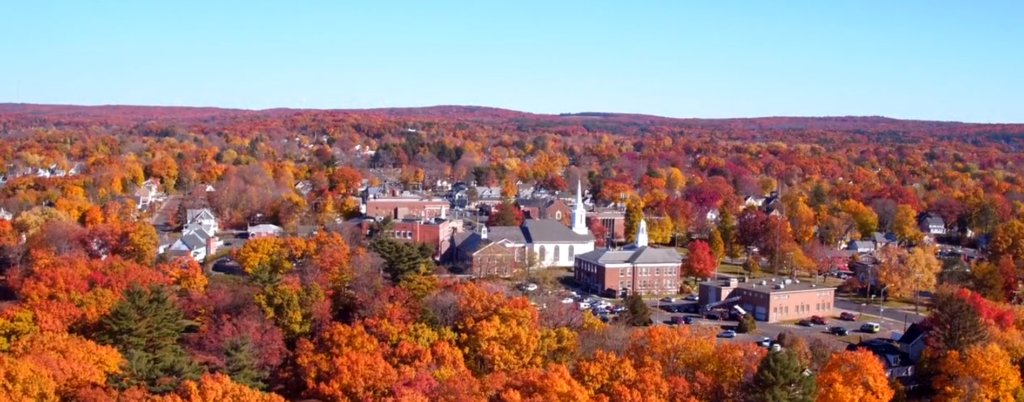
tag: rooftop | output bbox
[576,245,682,265]
[701,277,836,294]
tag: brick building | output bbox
[372,218,460,260]
[574,219,683,297]
[364,195,449,220]
[698,277,836,323]
[517,197,571,223]
[587,209,626,243]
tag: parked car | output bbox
[683,316,693,325]
[578,302,591,309]
[671,316,687,325]
[518,283,538,292]
[661,297,677,303]
[718,330,737,339]
[811,315,829,325]
[684,294,699,301]
[840,312,858,321]
[797,319,814,327]
[758,337,772,347]
[705,313,720,320]
[860,322,881,333]
[830,326,849,336]
[561,298,574,304]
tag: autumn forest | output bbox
[2,103,1024,401]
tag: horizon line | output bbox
[1,101,1021,125]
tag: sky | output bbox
[0,1,1022,122]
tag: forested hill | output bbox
[2,103,1023,139]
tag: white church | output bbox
[452,180,596,269]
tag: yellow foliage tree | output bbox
[159,373,285,402]
[933,343,1022,402]
[816,349,894,402]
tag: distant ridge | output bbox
[2,103,1022,135]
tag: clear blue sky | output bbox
[1,1,1022,122]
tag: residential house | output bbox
[918,213,946,236]
[248,224,285,239]
[871,232,897,248]
[897,323,930,363]
[185,209,219,234]
[847,240,877,253]
[295,181,314,196]
[516,182,536,198]
[0,208,11,221]
[706,208,720,223]
[135,179,163,210]
[744,196,766,208]
[575,219,683,297]
[472,186,504,208]
[849,339,916,380]
[165,232,218,262]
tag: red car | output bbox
[811,315,829,325]
[839,312,857,321]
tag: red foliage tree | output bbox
[588,219,609,248]
[684,241,717,280]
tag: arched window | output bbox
[568,245,575,261]
[555,211,562,220]
[553,245,560,262]
[539,246,546,262]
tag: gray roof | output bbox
[179,233,207,250]
[849,240,875,250]
[576,245,682,265]
[453,219,592,251]
[522,219,593,243]
[924,216,944,226]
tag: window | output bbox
[656,267,662,275]
[568,245,575,261]
[554,245,560,262]
[539,246,546,261]
[555,211,562,220]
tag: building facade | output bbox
[698,277,836,323]
[364,196,450,220]
[383,218,460,260]
[574,219,683,297]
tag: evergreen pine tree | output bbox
[97,284,202,394]
[223,337,268,390]
[624,294,652,326]
[748,349,817,402]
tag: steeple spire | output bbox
[571,179,588,235]
[636,219,649,248]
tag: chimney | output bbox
[206,236,218,259]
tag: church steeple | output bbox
[636,219,649,248]
[571,179,588,235]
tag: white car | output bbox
[578,302,591,309]
[519,283,538,292]
[561,298,574,304]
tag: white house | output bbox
[919,215,946,236]
[744,196,766,208]
[847,240,876,253]
[136,179,163,210]
[248,224,285,239]
[185,209,219,235]
[0,208,12,221]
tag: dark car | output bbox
[705,313,720,320]
[811,315,829,325]
[797,319,814,327]
[829,326,849,336]
[683,316,693,325]
[840,312,858,321]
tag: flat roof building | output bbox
[698,277,836,323]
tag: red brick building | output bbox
[698,277,836,323]
[365,218,461,260]
[517,198,571,223]
[587,209,626,243]
[364,196,449,220]
[573,220,683,297]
